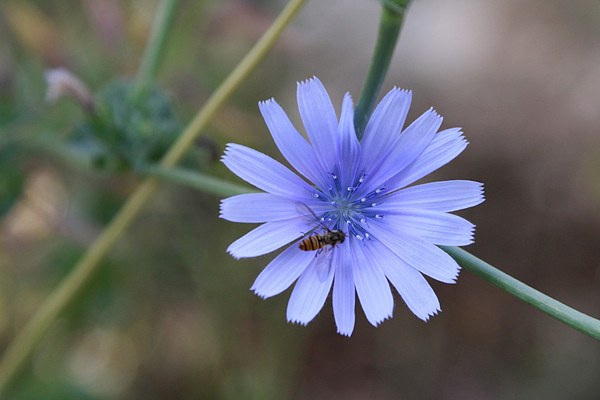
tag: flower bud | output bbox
[45,67,94,112]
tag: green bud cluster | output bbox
[72,80,182,171]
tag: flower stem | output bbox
[354,0,411,139]
[441,246,600,341]
[0,0,307,394]
[141,165,259,197]
[134,0,180,96]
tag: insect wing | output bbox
[314,247,334,282]
[295,202,327,233]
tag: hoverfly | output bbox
[296,203,346,281]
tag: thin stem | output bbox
[0,0,307,393]
[353,0,410,139]
[441,246,600,341]
[141,165,258,197]
[134,0,180,96]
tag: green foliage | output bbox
[72,80,182,171]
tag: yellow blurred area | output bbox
[2,170,67,241]
[1,1,65,64]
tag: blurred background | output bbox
[1,0,600,398]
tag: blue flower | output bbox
[220,77,484,336]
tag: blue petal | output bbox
[360,88,412,176]
[368,222,461,283]
[259,99,326,187]
[297,77,339,171]
[332,246,355,336]
[381,180,484,212]
[251,245,314,298]
[386,128,468,190]
[286,256,335,325]
[337,93,361,189]
[227,219,305,259]
[352,240,394,326]
[381,211,475,246]
[220,193,300,223]
[368,240,440,321]
[222,144,313,199]
[362,108,441,195]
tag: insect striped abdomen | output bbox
[299,235,325,251]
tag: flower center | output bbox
[311,170,387,240]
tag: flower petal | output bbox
[258,99,326,186]
[363,108,441,194]
[297,77,339,171]
[368,221,461,283]
[368,240,440,321]
[286,256,335,325]
[380,211,475,246]
[332,246,355,336]
[220,193,300,223]
[386,128,468,190]
[227,219,305,259]
[337,93,361,188]
[222,143,313,199]
[251,245,314,298]
[381,180,484,212]
[352,241,394,326]
[360,88,412,175]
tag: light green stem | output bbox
[354,0,410,138]
[141,165,258,197]
[134,0,180,96]
[0,0,307,393]
[441,246,600,341]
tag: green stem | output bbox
[134,0,180,96]
[141,165,258,197]
[353,0,411,138]
[441,246,600,341]
[0,0,307,394]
